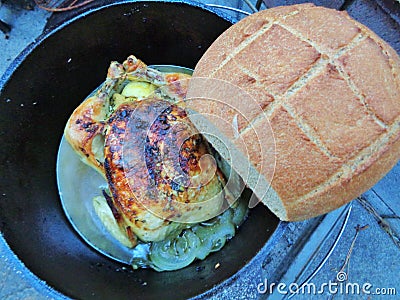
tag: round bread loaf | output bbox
[188,3,400,221]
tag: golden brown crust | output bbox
[259,105,343,203]
[279,6,361,54]
[337,37,400,124]
[286,63,386,159]
[190,4,400,221]
[287,131,400,221]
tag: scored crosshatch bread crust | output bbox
[190,4,400,221]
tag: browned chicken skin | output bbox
[104,97,225,243]
[64,55,227,245]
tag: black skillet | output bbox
[0,1,281,299]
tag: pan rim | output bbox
[0,0,237,94]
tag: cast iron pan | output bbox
[0,1,280,299]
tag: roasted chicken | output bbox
[64,55,231,247]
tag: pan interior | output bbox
[0,1,280,299]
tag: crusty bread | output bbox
[187,3,400,221]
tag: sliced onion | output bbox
[132,198,248,270]
[193,210,235,260]
[231,197,249,227]
[149,229,200,271]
